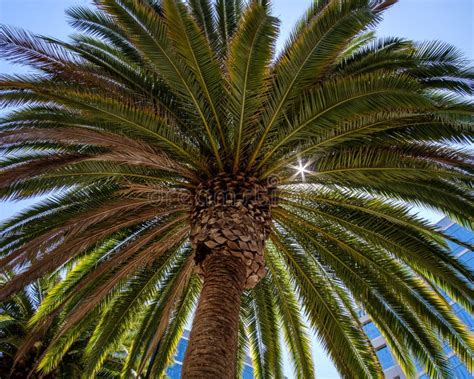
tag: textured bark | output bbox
[181,253,246,379]
[183,173,276,377]
[190,173,275,288]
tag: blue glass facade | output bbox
[435,220,474,378]
[361,218,474,378]
[363,321,382,340]
[166,362,182,378]
[376,347,395,370]
[448,356,473,379]
[174,339,187,362]
[242,364,254,379]
[452,303,474,331]
[166,333,255,379]
[443,223,474,256]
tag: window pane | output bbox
[442,340,452,355]
[243,364,254,379]
[166,363,182,379]
[445,225,474,254]
[415,358,424,372]
[449,356,472,379]
[445,225,474,243]
[363,322,381,340]
[452,303,474,330]
[459,251,474,270]
[453,364,472,379]
[438,288,451,302]
[175,338,188,362]
[376,347,395,369]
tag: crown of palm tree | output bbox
[0,0,473,378]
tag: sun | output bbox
[291,159,312,182]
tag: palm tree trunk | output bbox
[181,252,246,379]
[183,173,274,377]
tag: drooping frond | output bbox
[264,247,315,378]
[242,278,284,379]
[269,229,383,378]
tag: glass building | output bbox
[359,217,474,379]
[165,330,255,378]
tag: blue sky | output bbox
[0,1,473,378]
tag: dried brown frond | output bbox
[0,207,188,301]
[137,257,195,375]
[0,199,165,269]
[90,151,197,180]
[57,214,189,306]
[373,0,398,12]
[0,154,87,188]
[118,183,193,202]
[57,227,190,335]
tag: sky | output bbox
[0,1,473,378]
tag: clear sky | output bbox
[0,1,473,378]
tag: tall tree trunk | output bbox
[181,252,246,378]
[183,173,275,378]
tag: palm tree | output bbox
[0,0,472,377]
[0,274,125,378]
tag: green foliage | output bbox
[0,274,124,378]
[0,0,473,378]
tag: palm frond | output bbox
[227,2,278,171]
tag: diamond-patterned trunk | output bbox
[190,173,275,289]
[183,173,275,378]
